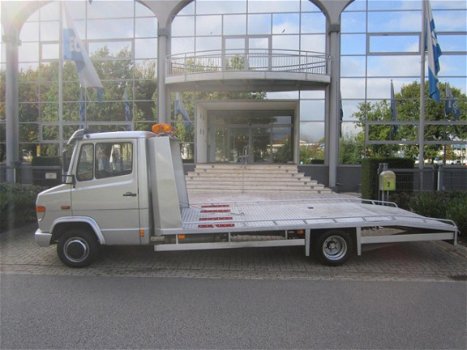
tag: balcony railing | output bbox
[167,49,328,77]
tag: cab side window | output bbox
[95,142,133,179]
[76,144,94,181]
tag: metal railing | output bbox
[167,49,328,76]
[0,164,62,186]
[388,166,467,192]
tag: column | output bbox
[4,27,20,183]
[157,26,169,123]
[327,23,341,189]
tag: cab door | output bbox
[71,140,141,245]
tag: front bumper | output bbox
[35,228,52,247]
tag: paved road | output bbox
[1,274,466,349]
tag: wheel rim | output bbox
[63,237,90,263]
[322,235,348,261]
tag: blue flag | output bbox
[425,1,442,102]
[174,93,192,126]
[390,81,398,139]
[123,86,133,130]
[63,4,103,95]
[445,84,461,120]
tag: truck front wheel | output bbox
[57,229,98,267]
[313,230,353,266]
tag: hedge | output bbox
[361,158,414,200]
[409,191,467,235]
[0,183,44,232]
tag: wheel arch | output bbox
[50,217,105,245]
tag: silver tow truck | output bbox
[34,128,458,267]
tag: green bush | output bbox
[0,184,44,232]
[361,158,414,200]
[409,191,467,235]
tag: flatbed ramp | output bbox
[155,198,457,262]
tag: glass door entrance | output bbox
[212,125,292,163]
[230,128,250,163]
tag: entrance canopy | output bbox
[195,100,299,164]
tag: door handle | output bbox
[123,192,137,197]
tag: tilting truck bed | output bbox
[155,197,458,263]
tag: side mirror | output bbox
[62,174,76,186]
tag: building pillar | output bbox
[327,23,341,190]
[157,26,169,123]
[4,26,20,183]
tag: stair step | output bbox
[185,164,331,194]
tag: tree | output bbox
[350,82,466,162]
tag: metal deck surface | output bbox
[181,197,456,234]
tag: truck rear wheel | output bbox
[313,230,353,266]
[57,229,98,267]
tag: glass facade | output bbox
[0,0,466,165]
[208,111,294,163]
[1,0,158,159]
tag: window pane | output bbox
[196,0,246,14]
[40,2,60,20]
[41,44,59,60]
[77,144,94,181]
[368,1,421,10]
[342,100,365,121]
[300,122,325,143]
[196,15,222,36]
[172,16,195,37]
[87,19,134,39]
[249,0,299,13]
[172,37,195,55]
[342,12,366,33]
[341,78,366,99]
[135,39,157,59]
[224,15,246,35]
[438,35,467,53]
[135,18,157,38]
[273,13,300,34]
[87,1,134,19]
[301,35,325,52]
[433,10,467,31]
[19,43,39,62]
[300,100,325,121]
[96,142,133,179]
[20,22,40,42]
[439,55,467,77]
[367,56,420,77]
[196,37,221,52]
[369,35,419,54]
[248,14,271,35]
[341,56,366,77]
[272,35,299,51]
[368,11,421,32]
[301,13,325,33]
[40,22,60,41]
[341,34,366,55]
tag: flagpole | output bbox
[58,1,64,156]
[418,0,427,190]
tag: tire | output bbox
[313,230,353,266]
[57,229,98,267]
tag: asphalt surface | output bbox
[1,274,466,349]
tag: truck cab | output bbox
[35,127,188,267]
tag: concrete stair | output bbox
[186,164,332,194]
